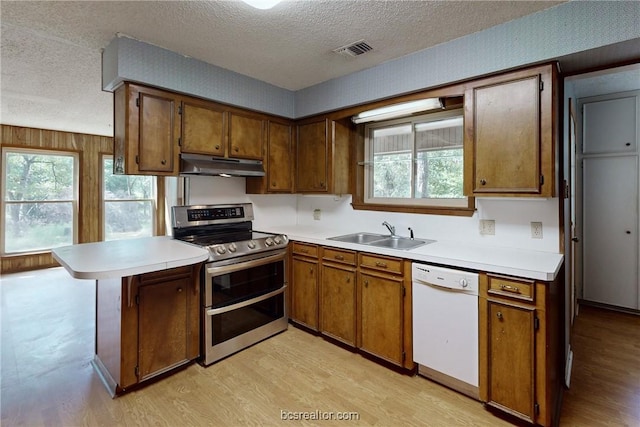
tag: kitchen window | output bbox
[361,110,473,213]
[102,156,155,240]
[1,148,79,254]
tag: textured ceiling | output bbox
[0,0,627,137]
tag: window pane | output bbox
[371,124,412,198]
[415,148,464,198]
[103,158,153,200]
[4,202,73,252]
[104,201,153,241]
[4,152,74,201]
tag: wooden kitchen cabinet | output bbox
[228,112,264,160]
[94,264,201,395]
[357,253,412,368]
[246,119,295,193]
[113,82,181,175]
[296,118,351,194]
[464,63,558,197]
[180,98,226,157]
[290,242,319,330]
[320,247,357,346]
[479,272,562,426]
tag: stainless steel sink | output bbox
[328,233,435,250]
[328,232,388,244]
[367,236,434,250]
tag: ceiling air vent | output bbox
[333,40,373,57]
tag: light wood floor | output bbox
[1,268,638,426]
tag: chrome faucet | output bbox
[382,221,396,236]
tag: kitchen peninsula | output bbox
[52,236,209,396]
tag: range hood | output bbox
[180,153,265,177]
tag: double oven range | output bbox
[172,203,288,366]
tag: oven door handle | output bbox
[206,251,286,277]
[206,285,287,316]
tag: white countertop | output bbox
[52,236,210,280]
[262,225,564,281]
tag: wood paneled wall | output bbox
[1,125,113,273]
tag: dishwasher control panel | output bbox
[412,263,479,294]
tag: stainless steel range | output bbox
[172,203,288,366]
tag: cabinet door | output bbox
[138,277,191,380]
[181,100,226,156]
[320,263,356,346]
[468,74,541,194]
[137,89,179,174]
[229,113,264,159]
[359,271,404,365]
[267,121,294,192]
[296,120,328,192]
[486,300,536,422]
[291,257,319,330]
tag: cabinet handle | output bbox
[496,311,503,320]
[346,276,350,283]
[233,146,239,152]
[309,268,314,274]
[215,144,220,150]
[271,182,276,187]
[500,284,521,294]
[375,261,388,268]
[161,159,166,165]
[364,280,369,288]
[319,182,325,188]
[300,248,309,253]
[479,178,487,185]
[177,287,183,293]
[626,142,631,146]
[626,230,632,234]
[335,255,344,260]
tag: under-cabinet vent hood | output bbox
[180,153,265,177]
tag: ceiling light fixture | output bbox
[241,0,282,9]
[352,98,443,124]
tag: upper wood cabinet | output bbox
[113,83,181,175]
[296,118,351,194]
[228,112,264,160]
[180,98,226,157]
[247,120,295,194]
[464,63,558,197]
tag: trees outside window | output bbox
[364,110,467,208]
[2,149,78,254]
[103,156,155,240]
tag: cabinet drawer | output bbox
[487,275,534,302]
[359,253,403,275]
[322,247,356,265]
[292,242,318,258]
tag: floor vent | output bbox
[333,40,373,57]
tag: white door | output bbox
[581,93,639,310]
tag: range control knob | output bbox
[265,237,274,247]
[460,278,468,288]
[274,236,282,245]
[247,240,257,249]
[215,245,227,255]
[228,243,237,253]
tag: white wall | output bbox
[186,176,560,253]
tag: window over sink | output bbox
[359,109,473,214]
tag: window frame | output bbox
[1,147,79,255]
[101,154,157,241]
[354,109,475,216]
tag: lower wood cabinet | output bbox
[290,242,319,330]
[479,272,562,427]
[289,241,413,370]
[94,264,201,395]
[320,247,357,346]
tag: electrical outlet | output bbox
[531,221,543,239]
[313,209,321,220]
[480,219,495,235]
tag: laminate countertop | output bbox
[52,236,209,280]
[262,225,564,281]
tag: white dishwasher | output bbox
[412,263,479,399]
